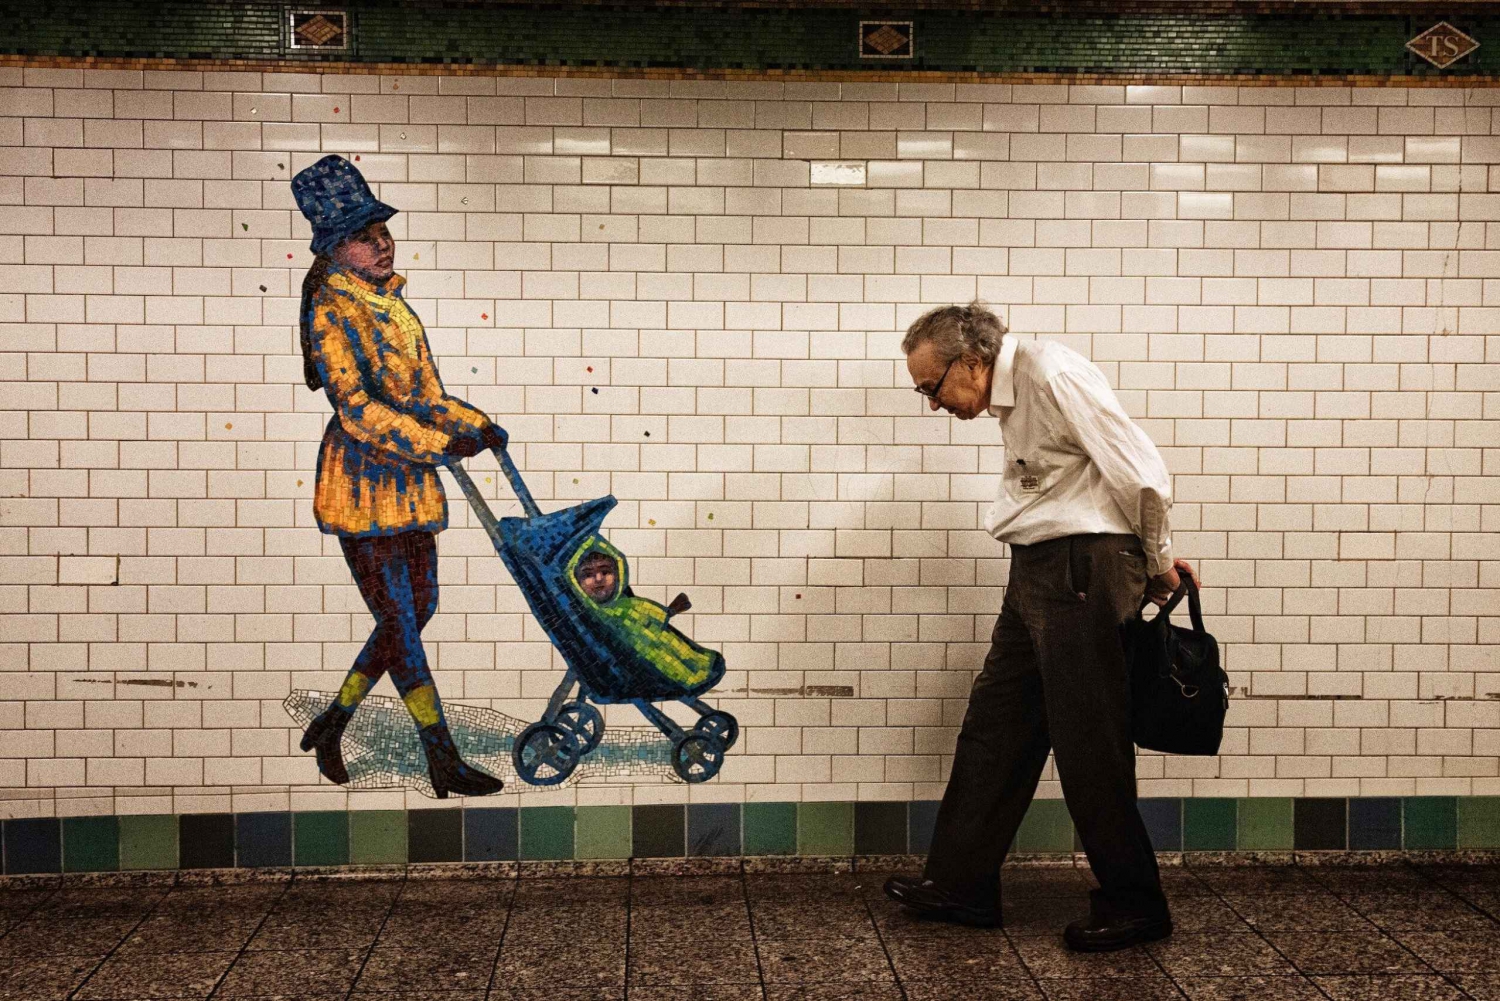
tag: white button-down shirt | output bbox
[984,337,1174,576]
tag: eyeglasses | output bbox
[914,357,957,400]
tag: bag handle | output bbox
[1139,572,1206,634]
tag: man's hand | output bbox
[1146,558,1197,607]
[443,432,482,459]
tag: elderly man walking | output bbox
[884,302,1193,952]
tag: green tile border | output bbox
[6,797,1499,875]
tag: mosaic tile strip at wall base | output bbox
[2,798,1497,874]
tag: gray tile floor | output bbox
[0,863,1497,999]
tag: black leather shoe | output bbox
[883,875,999,928]
[1063,911,1172,952]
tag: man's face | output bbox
[906,340,994,421]
[577,558,618,602]
[333,221,395,281]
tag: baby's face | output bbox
[577,563,618,602]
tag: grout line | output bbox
[740,866,770,1001]
[66,878,189,1001]
[859,881,910,1001]
[204,878,294,1001]
[336,874,406,1001]
[482,867,521,999]
[1197,869,1340,1001]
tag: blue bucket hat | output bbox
[291,154,398,256]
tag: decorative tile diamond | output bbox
[290,9,349,50]
[860,20,913,59]
[1406,22,1478,69]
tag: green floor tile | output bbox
[118,815,177,871]
[349,810,406,865]
[797,802,854,856]
[575,806,631,859]
[743,802,796,856]
[1184,798,1237,852]
[520,806,574,860]
[1458,797,1500,849]
[62,816,119,873]
[1016,799,1074,853]
[1237,798,1294,851]
[1403,797,1458,850]
[294,811,349,867]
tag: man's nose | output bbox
[928,397,941,412]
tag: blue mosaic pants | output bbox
[335,530,442,723]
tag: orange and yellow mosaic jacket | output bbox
[309,267,487,537]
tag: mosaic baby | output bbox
[574,550,621,603]
[291,154,506,798]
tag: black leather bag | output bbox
[1122,575,1228,755]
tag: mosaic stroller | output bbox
[446,446,738,785]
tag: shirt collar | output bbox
[328,266,406,299]
[987,336,1018,415]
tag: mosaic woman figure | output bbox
[291,155,504,798]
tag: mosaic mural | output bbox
[286,155,735,795]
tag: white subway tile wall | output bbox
[1,67,1498,819]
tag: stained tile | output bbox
[758,935,895,983]
[519,806,574,860]
[405,808,462,864]
[1222,892,1374,931]
[354,945,498,992]
[1176,975,1326,1000]
[1310,974,1468,1000]
[3,817,61,875]
[1039,977,1182,1000]
[744,802,797,856]
[349,810,407,865]
[688,803,741,857]
[75,950,235,999]
[1294,798,1348,851]
[1264,930,1428,975]
[1347,798,1402,851]
[1183,798,1237,852]
[1403,798,1458,851]
[854,802,907,855]
[463,806,518,861]
[633,804,685,858]
[236,812,292,868]
[903,982,1041,1001]
[179,814,235,870]
[1138,799,1183,852]
[0,953,99,1000]
[799,802,855,856]
[1145,931,1298,977]
[293,811,349,867]
[62,816,119,873]
[1391,930,1500,973]
[213,948,366,996]
[1009,935,1159,979]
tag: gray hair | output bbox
[900,300,1008,365]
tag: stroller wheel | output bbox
[693,711,738,751]
[670,732,726,784]
[513,722,581,786]
[557,701,604,755]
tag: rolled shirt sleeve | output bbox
[1047,368,1174,577]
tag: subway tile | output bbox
[407,808,463,864]
[464,807,519,862]
[236,812,292,868]
[4,818,61,875]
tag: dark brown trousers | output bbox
[923,533,1169,921]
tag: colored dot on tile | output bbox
[573,478,579,484]
[461,197,469,205]
[287,253,293,259]
[297,479,304,487]
[795,594,802,599]
[481,313,488,320]
[277,163,284,169]
[258,285,267,293]
[648,519,656,526]
[586,366,593,373]
[591,387,599,394]
[354,155,360,161]
[224,422,233,430]
[598,224,605,230]
[333,107,340,113]
[400,132,406,139]
[643,430,651,436]
[485,477,492,484]
[241,222,249,231]
[250,107,257,114]
[707,513,714,520]
[392,82,399,90]
[413,253,419,260]
[471,367,478,373]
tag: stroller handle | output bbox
[445,447,542,547]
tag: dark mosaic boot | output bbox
[300,706,352,785]
[420,721,504,798]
